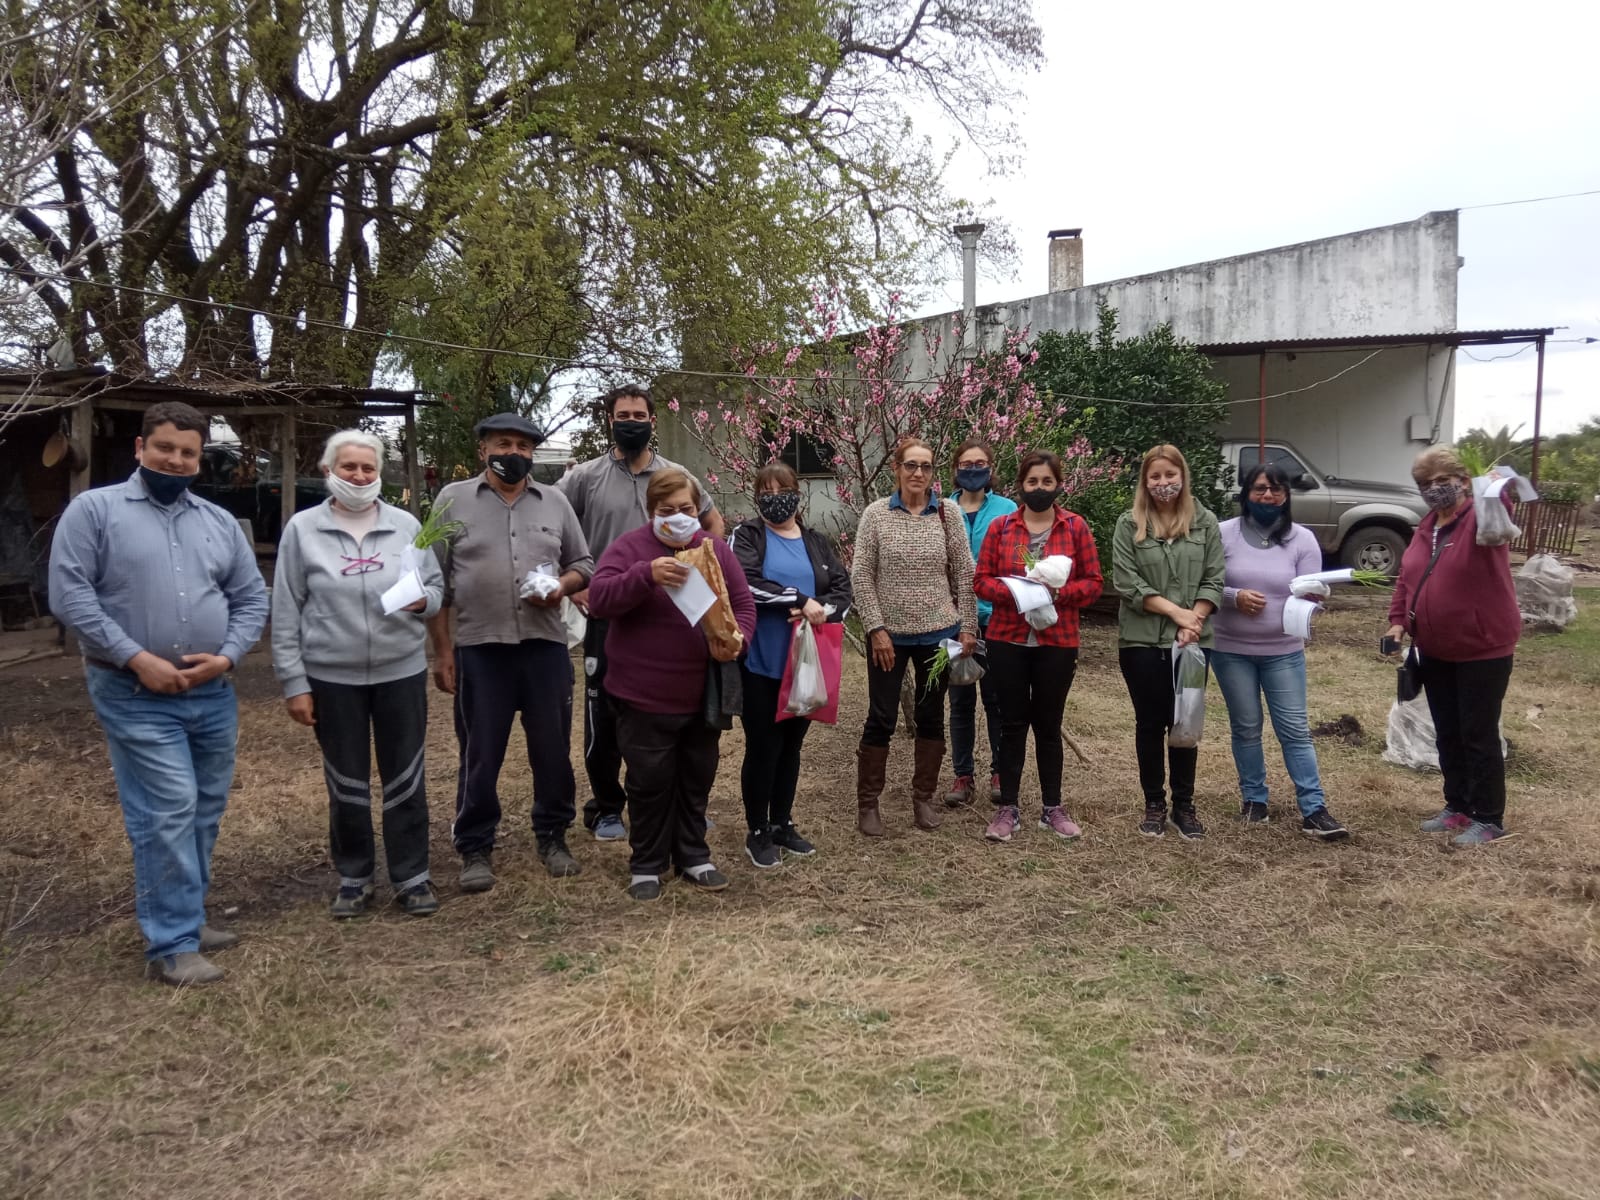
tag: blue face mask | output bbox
[138,465,195,505]
[954,466,991,493]
[1245,499,1286,528]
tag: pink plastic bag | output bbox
[776,621,844,725]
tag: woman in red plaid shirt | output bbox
[973,450,1104,842]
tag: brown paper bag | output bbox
[675,540,745,662]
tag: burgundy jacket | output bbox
[1387,494,1520,662]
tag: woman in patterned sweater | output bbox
[850,437,978,836]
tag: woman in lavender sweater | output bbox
[1213,462,1349,840]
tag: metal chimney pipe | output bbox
[953,222,985,357]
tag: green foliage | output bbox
[1462,419,1600,501]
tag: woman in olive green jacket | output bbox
[1111,444,1226,841]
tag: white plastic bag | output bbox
[1024,603,1059,631]
[784,621,828,716]
[1515,553,1578,630]
[1168,640,1209,749]
[1471,476,1521,546]
[1382,695,1508,772]
[1025,555,1072,589]
[560,596,587,649]
[948,637,986,685]
[519,561,562,600]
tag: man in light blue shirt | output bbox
[49,401,268,986]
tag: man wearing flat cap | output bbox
[427,411,594,890]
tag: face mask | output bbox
[487,453,532,485]
[612,420,653,454]
[1021,487,1061,513]
[326,474,382,511]
[1245,500,1286,528]
[757,491,801,525]
[653,511,700,544]
[1421,481,1460,512]
[138,465,195,505]
[954,466,991,493]
[1147,480,1183,504]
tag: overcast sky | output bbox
[924,0,1600,437]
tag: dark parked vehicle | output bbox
[192,443,325,542]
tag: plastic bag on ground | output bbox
[1515,553,1578,630]
[783,621,828,716]
[1382,695,1508,772]
[1169,640,1209,749]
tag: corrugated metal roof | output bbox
[1197,328,1556,355]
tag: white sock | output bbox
[683,863,717,880]
[630,874,659,887]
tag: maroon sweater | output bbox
[587,526,758,714]
[1387,495,1520,662]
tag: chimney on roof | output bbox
[1048,228,1083,292]
[953,222,985,358]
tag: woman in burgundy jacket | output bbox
[1386,446,1521,846]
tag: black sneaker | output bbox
[679,866,730,891]
[744,829,781,870]
[1238,802,1269,825]
[1301,807,1350,841]
[330,882,374,919]
[537,837,582,878]
[459,852,495,893]
[395,882,440,917]
[627,878,662,902]
[770,823,816,857]
[1138,806,1166,838]
[1170,807,1206,841]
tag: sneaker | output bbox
[1420,808,1473,834]
[679,865,730,891]
[395,882,440,916]
[627,877,662,902]
[538,837,582,878]
[1139,806,1166,838]
[1039,806,1082,840]
[989,773,1003,802]
[198,924,239,953]
[330,882,375,919]
[1170,807,1206,841]
[946,774,974,807]
[592,814,627,841]
[459,852,495,893]
[770,823,817,857]
[1301,808,1350,841]
[146,951,224,987]
[985,805,1021,842]
[1238,802,1270,825]
[744,828,781,870]
[1451,821,1505,847]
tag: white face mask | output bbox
[652,511,700,544]
[326,473,382,511]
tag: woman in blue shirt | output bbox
[730,462,853,868]
[947,439,1016,805]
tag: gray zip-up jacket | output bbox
[271,500,444,697]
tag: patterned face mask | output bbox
[757,490,801,524]
[1147,480,1183,503]
[1421,481,1460,511]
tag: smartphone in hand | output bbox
[1380,635,1401,656]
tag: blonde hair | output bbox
[1131,444,1196,542]
[644,466,701,513]
[1411,445,1468,486]
[892,435,934,466]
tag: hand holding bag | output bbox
[776,620,845,725]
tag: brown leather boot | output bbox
[856,743,889,837]
[911,737,945,830]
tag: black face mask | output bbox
[138,465,196,505]
[612,420,653,454]
[1021,487,1061,513]
[487,453,532,485]
[954,466,991,493]
[757,490,801,525]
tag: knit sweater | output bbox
[850,496,978,639]
[1213,519,1323,656]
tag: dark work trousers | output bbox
[861,642,949,749]
[1419,654,1514,825]
[580,617,628,828]
[452,638,576,854]
[1118,645,1207,810]
[308,671,431,891]
[739,667,812,831]
[949,622,1003,779]
[612,700,722,877]
[988,642,1078,812]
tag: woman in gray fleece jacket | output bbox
[271,430,444,919]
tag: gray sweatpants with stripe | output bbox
[308,670,431,891]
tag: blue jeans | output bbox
[949,625,1001,778]
[84,667,238,960]
[1210,650,1326,816]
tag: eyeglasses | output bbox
[957,460,989,470]
[340,554,384,576]
[1248,485,1287,498]
[900,462,934,474]
[1420,476,1458,489]
[653,504,698,517]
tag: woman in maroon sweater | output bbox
[588,468,757,900]
[1385,446,1521,846]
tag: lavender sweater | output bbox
[1213,518,1323,656]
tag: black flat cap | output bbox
[473,411,545,443]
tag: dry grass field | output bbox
[3,584,1599,1199]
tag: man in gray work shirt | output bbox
[558,384,722,840]
[48,401,268,987]
[428,411,594,892]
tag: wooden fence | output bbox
[1512,500,1581,556]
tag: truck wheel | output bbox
[1340,526,1408,577]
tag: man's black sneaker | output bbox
[395,882,440,916]
[459,852,495,893]
[1170,807,1206,841]
[744,829,781,870]
[627,878,662,902]
[679,866,730,891]
[1238,802,1270,825]
[1301,807,1350,841]
[770,823,816,857]
[1138,807,1166,838]
[330,882,375,919]
[538,838,582,878]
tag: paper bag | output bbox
[674,539,745,662]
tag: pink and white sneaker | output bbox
[1040,806,1082,840]
[985,805,1021,842]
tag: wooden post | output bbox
[280,406,297,537]
[404,400,421,515]
[68,398,93,498]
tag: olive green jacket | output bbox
[1111,505,1227,648]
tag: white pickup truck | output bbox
[1220,440,1427,576]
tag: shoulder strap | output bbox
[1406,532,1451,623]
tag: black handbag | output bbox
[702,658,743,731]
[1396,534,1449,703]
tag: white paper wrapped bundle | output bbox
[1025,555,1073,589]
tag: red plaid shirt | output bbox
[973,507,1103,647]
